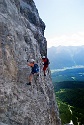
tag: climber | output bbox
[26,59,39,85]
[42,56,50,76]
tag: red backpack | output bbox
[44,58,50,65]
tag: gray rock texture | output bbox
[0,0,61,125]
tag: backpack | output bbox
[44,58,50,65]
[32,64,39,73]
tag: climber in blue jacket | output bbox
[26,59,39,85]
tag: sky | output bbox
[34,0,84,48]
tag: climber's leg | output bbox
[43,65,48,76]
[26,73,33,85]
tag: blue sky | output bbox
[34,0,84,47]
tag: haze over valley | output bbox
[48,45,84,70]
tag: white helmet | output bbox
[42,56,45,58]
[29,59,35,63]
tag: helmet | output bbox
[29,59,35,63]
[42,56,45,58]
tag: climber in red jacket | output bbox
[42,56,50,76]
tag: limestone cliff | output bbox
[0,0,61,125]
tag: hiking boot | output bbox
[37,73,39,76]
[26,82,31,85]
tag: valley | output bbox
[48,46,84,125]
[51,68,84,125]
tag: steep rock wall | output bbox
[0,0,61,125]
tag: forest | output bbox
[53,81,84,125]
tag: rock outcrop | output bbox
[0,0,61,125]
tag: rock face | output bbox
[0,0,61,125]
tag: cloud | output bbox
[47,32,84,48]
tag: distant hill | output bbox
[48,46,84,69]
